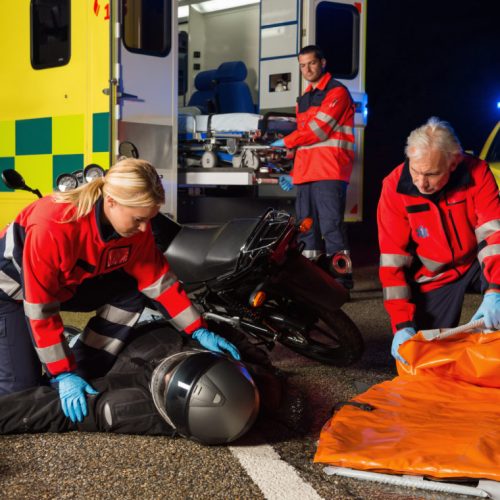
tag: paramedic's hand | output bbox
[279,174,294,192]
[470,292,500,329]
[391,327,416,365]
[192,328,241,360]
[271,138,285,147]
[51,372,99,423]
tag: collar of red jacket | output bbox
[94,197,122,242]
[396,156,472,199]
[303,71,332,94]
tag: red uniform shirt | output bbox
[283,72,355,184]
[378,156,500,332]
[0,196,204,376]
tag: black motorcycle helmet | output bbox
[150,350,260,445]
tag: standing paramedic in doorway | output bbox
[272,45,356,290]
[0,158,239,422]
[378,117,500,365]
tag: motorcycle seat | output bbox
[165,218,260,284]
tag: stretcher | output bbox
[178,110,295,171]
[314,321,500,499]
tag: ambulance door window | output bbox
[315,2,359,79]
[31,0,70,70]
[123,0,171,57]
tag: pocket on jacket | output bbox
[0,317,14,382]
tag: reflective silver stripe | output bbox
[80,328,125,356]
[97,304,141,327]
[316,111,337,126]
[4,224,20,272]
[418,255,446,272]
[309,120,328,141]
[478,244,500,264]
[383,285,410,300]
[35,342,69,364]
[297,138,355,151]
[0,270,22,299]
[302,249,323,258]
[380,253,412,267]
[335,125,355,135]
[475,219,500,244]
[416,272,445,284]
[141,271,178,299]
[170,305,201,331]
[23,300,60,320]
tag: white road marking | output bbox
[229,440,323,500]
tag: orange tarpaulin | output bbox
[314,330,500,480]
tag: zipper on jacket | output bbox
[436,204,461,278]
[448,210,463,250]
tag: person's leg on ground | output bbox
[413,261,482,329]
[296,183,325,258]
[313,180,353,289]
[0,300,43,395]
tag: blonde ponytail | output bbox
[53,158,165,222]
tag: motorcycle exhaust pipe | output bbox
[203,312,240,328]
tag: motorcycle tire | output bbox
[271,304,364,366]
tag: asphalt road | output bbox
[0,265,485,500]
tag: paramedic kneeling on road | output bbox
[378,117,500,364]
[0,158,239,421]
[272,45,356,290]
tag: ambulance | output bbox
[0,0,367,226]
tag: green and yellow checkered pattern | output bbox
[0,112,110,194]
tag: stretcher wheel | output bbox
[242,150,260,170]
[201,151,218,168]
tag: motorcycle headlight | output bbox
[56,173,79,192]
[84,164,105,183]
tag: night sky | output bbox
[357,0,500,253]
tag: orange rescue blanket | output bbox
[314,330,500,480]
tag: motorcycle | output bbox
[1,167,363,366]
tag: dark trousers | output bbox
[413,260,485,330]
[295,180,349,256]
[0,326,283,436]
[0,270,148,395]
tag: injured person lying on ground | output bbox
[0,324,292,445]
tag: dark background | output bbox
[351,0,500,264]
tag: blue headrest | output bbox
[216,61,247,83]
[194,69,217,91]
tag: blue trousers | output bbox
[295,180,349,256]
[412,260,485,330]
[0,271,148,395]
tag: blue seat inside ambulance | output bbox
[187,69,217,113]
[214,61,255,114]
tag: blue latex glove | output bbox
[51,372,99,423]
[271,138,285,147]
[391,327,416,365]
[192,328,241,360]
[278,174,293,192]
[470,292,500,329]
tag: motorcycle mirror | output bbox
[1,169,29,191]
[56,173,79,192]
[83,164,105,183]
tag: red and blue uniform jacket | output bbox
[283,72,355,184]
[378,155,500,332]
[0,196,204,376]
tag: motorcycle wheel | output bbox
[271,304,363,366]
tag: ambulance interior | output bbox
[175,0,367,223]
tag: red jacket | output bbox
[283,72,355,184]
[0,196,204,376]
[378,156,500,332]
